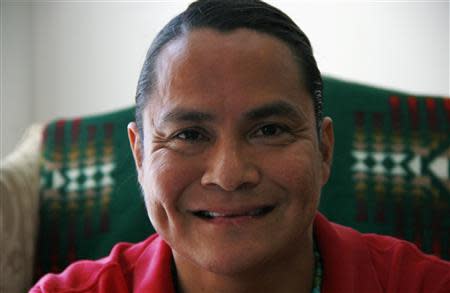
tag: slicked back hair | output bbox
[135,0,323,141]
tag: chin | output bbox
[184,238,281,277]
[199,251,269,276]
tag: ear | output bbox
[128,122,144,179]
[319,117,334,185]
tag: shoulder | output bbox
[30,234,162,293]
[362,233,450,292]
[314,213,450,292]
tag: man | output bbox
[31,1,450,292]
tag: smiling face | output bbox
[128,28,334,277]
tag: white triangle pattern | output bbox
[351,149,449,181]
[44,162,116,197]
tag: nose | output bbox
[201,140,261,191]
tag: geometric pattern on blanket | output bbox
[34,108,154,281]
[320,78,449,261]
[34,77,449,282]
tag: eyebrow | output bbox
[159,100,304,125]
[161,108,215,124]
[244,101,305,122]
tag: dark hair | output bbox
[135,0,323,140]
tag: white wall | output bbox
[1,0,449,157]
[32,1,190,123]
[1,2,33,158]
[273,0,450,95]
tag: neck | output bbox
[172,232,315,293]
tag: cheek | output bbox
[140,150,200,230]
[264,147,322,205]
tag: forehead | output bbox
[148,28,312,121]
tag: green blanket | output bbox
[35,77,449,280]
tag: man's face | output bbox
[129,28,334,275]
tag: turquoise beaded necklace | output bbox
[311,240,323,293]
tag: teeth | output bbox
[195,206,274,219]
[195,211,223,218]
[205,211,223,217]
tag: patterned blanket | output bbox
[35,77,449,280]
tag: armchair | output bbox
[1,77,448,293]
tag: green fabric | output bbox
[35,109,155,279]
[320,78,449,261]
[35,77,449,280]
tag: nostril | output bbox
[201,172,261,191]
[200,174,259,192]
[237,181,258,191]
[201,145,261,191]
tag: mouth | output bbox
[192,205,275,220]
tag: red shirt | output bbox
[30,213,450,293]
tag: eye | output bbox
[254,124,287,137]
[174,129,208,142]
